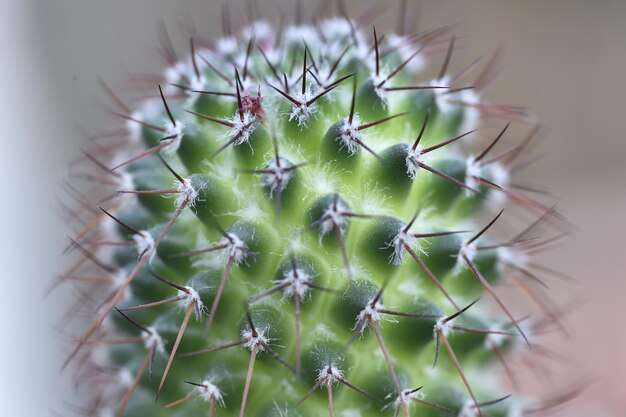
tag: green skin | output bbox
[85,18,526,417]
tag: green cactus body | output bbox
[61,10,562,417]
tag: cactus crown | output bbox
[59,4,570,417]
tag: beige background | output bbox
[1,1,624,416]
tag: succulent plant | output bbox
[58,3,573,417]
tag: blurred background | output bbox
[1,0,624,416]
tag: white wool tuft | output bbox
[337,116,363,155]
[163,61,187,85]
[305,161,341,195]
[288,90,319,127]
[275,267,313,300]
[100,212,121,240]
[488,321,529,353]
[316,364,344,385]
[285,228,308,253]
[144,327,166,353]
[220,233,250,265]
[491,162,510,188]
[111,270,130,295]
[226,112,257,147]
[432,75,454,114]
[117,171,135,193]
[497,246,529,272]
[507,403,524,417]
[393,389,414,413]
[188,74,208,94]
[457,400,479,417]
[371,72,389,103]
[283,25,318,46]
[242,20,275,46]
[125,110,145,145]
[405,144,423,179]
[178,286,207,321]
[434,316,453,338]
[485,326,509,349]
[234,199,267,221]
[216,36,238,56]
[487,162,511,206]
[260,157,294,194]
[389,227,421,266]
[355,299,385,333]
[465,156,482,196]
[175,178,198,208]
[317,198,350,237]
[356,181,390,217]
[161,120,185,156]
[312,323,336,339]
[386,33,427,74]
[117,368,134,388]
[432,75,482,133]
[320,18,354,39]
[198,381,225,406]
[126,100,162,144]
[132,231,155,262]
[455,240,477,273]
[397,280,422,298]
[241,329,269,352]
[458,88,482,133]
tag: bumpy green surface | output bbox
[77,17,532,417]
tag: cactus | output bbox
[58,4,573,417]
